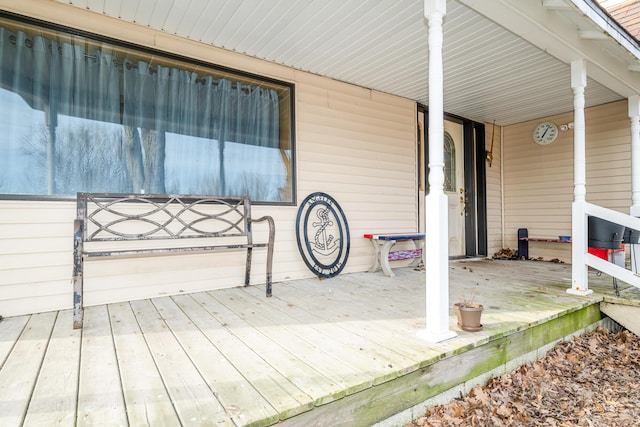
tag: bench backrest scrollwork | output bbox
[77,193,252,243]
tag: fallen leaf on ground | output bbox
[409,327,640,427]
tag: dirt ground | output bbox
[405,327,640,427]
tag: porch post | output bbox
[630,95,640,216]
[568,59,592,296]
[629,96,640,273]
[417,0,457,343]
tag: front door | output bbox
[444,120,465,257]
[419,109,487,258]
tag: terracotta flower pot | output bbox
[454,303,483,332]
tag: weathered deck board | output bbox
[77,305,128,426]
[171,294,314,420]
[191,291,347,406]
[23,310,80,426]
[271,278,443,365]
[0,312,56,426]
[269,282,426,357]
[0,260,634,427]
[129,299,234,426]
[212,288,380,390]
[151,296,280,426]
[108,302,180,425]
[0,315,28,366]
[243,285,421,377]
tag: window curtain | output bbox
[0,29,122,194]
[0,24,282,198]
[122,63,282,196]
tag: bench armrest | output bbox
[250,215,275,240]
[250,215,276,296]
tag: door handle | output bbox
[459,188,468,216]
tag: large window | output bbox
[0,15,294,203]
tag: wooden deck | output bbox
[1,259,638,427]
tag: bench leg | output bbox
[368,240,383,273]
[73,272,83,329]
[379,241,396,277]
[368,240,396,277]
[265,216,275,297]
[265,242,273,297]
[369,239,397,275]
[409,238,424,268]
[72,219,84,329]
[245,247,253,288]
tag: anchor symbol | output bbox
[312,208,339,256]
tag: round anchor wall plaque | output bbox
[295,192,350,278]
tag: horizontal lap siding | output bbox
[503,101,631,262]
[0,201,75,314]
[295,74,417,276]
[503,109,575,262]
[0,2,417,316]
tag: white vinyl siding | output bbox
[296,79,417,273]
[503,100,631,262]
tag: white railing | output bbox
[571,202,640,295]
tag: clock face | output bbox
[532,121,558,145]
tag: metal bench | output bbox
[364,233,425,277]
[72,193,275,328]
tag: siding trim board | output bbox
[475,122,489,256]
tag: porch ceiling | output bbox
[52,0,640,126]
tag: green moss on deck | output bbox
[279,303,603,427]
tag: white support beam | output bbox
[418,0,456,343]
[542,0,572,11]
[457,0,640,97]
[578,30,607,40]
[569,59,592,296]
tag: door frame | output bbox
[419,106,488,257]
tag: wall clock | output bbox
[532,121,558,145]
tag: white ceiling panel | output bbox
[101,0,124,19]
[53,0,631,126]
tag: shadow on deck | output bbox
[0,259,638,426]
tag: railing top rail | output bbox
[584,202,640,231]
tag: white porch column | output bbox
[630,96,640,216]
[417,0,456,343]
[629,96,640,273]
[568,59,592,296]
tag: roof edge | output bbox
[572,0,640,59]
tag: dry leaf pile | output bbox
[492,248,519,260]
[407,327,640,426]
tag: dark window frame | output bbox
[0,11,297,206]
